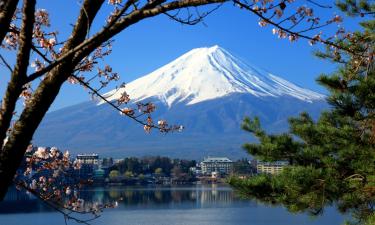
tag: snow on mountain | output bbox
[101,45,324,107]
[35,45,328,158]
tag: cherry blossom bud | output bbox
[26,144,33,153]
[120,108,134,116]
[147,117,153,126]
[67,76,79,84]
[39,176,46,183]
[30,179,37,190]
[34,147,49,159]
[108,0,122,5]
[65,187,72,195]
[63,150,70,159]
[48,38,56,46]
[288,34,298,42]
[24,167,32,176]
[144,125,151,133]
[332,15,342,23]
[305,8,313,16]
[258,20,267,27]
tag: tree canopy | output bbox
[229,2,375,224]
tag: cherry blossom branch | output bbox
[26,0,227,83]
[15,181,99,225]
[69,73,182,133]
[232,0,366,58]
[28,35,179,133]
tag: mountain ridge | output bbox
[34,46,327,159]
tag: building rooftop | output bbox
[76,153,99,158]
[257,161,288,166]
[202,157,232,163]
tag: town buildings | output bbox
[200,157,233,176]
[255,161,288,175]
[75,154,99,179]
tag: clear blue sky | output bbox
[0,1,362,111]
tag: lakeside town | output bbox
[18,146,289,188]
[64,151,288,186]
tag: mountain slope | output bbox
[34,46,327,159]
[102,45,324,106]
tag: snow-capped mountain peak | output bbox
[102,45,324,106]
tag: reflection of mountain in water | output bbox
[0,185,256,213]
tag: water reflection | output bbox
[0,184,254,214]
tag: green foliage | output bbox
[336,0,375,16]
[154,168,163,175]
[124,171,133,178]
[233,158,253,175]
[111,156,196,177]
[109,170,120,179]
[230,2,375,224]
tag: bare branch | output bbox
[164,4,223,25]
[15,181,100,225]
[305,0,332,9]
[0,54,12,72]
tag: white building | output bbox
[200,157,233,175]
[75,154,99,165]
[256,161,288,175]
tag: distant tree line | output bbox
[108,156,196,178]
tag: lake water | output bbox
[0,184,345,225]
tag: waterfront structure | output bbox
[76,154,99,165]
[200,157,233,175]
[75,154,99,179]
[189,166,202,176]
[256,161,288,175]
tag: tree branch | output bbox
[0,0,36,149]
[233,0,366,57]
[0,0,105,201]
[26,0,227,83]
[0,0,20,44]
[0,54,12,72]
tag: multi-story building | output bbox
[76,154,99,165]
[75,154,99,179]
[256,161,288,175]
[200,157,233,176]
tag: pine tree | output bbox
[229,2,374,224]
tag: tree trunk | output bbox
[0,0,105,200]
[0,0,19,43]
[0,0,35,149]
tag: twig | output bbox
[0,54,13,72]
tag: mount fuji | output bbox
[34,46,327,159]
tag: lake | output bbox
[0,184,345,225]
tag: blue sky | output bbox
[0,0,362,111]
